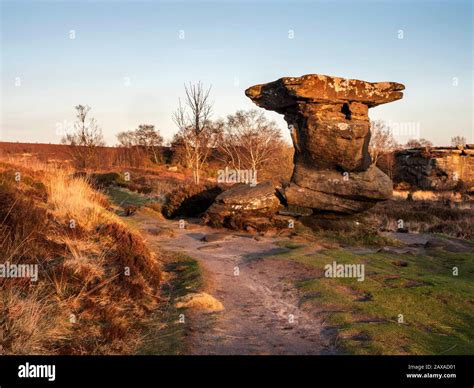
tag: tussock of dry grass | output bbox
[0,161,162,354]
[176,292,224,312]
[42,167,112,230]
[0,287,70,354]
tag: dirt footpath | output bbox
[136,214,335,355]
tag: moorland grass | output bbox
[270,241,474,355]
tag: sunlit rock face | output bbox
[206,180,281,221]
[393,146,474,191]
[246,74,405,213]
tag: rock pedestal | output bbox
[246,74,404,213]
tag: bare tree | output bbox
[62,105,105,169]
[451,135,467,148]
[116,125,163,166]
[172,82,217,184]
[134,124,164,164]
[369,120,398,165]
[116,130,145,167]
[116,130,136,148]
[217,109,283,172]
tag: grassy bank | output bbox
[0,162,162,354]
[273,239,473,355]
[114,200,205,355]
[137,252,203,355]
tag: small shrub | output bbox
[146,202,163,214]
[90,172,124,188]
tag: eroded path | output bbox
[134,213,335,355]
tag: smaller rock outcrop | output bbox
[205,181,281,224]
[393,146,474,192]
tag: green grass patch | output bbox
[276,240,308,250]
[270,243,474,355]
[107,187,151,207]
[137,252,203,355]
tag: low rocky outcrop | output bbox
[245,74,404,213]
[205,181,282,226]
[393,146,474,192]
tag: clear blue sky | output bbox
[1,0,472,146]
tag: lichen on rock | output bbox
[245,73,405,214]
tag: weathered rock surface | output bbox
[245,74,404,110]
[286,165,393,213]
[206,180,281,221]
[246,74,404,213]
[393,146,474,192]
[278,204,313,217]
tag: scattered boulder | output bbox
[246,74,404,213]
[205,181,281,225]
[200,233,229,243]
[424,238,471,252]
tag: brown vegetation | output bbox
[0,161,161,354]
[368,197,474,240]
[116,124,164,166]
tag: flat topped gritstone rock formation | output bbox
[245,74,405,214]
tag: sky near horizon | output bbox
[0,0,472,146]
